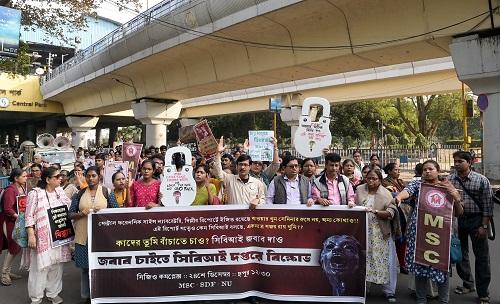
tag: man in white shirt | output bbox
[213,137,265,209]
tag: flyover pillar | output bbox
[66,116,99,149]
[280,106,302,145]
[108,125,118,146]
[450,31,500,180]
[45,120,58,137]
[131,100,181,148]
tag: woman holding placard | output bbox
[394,160,464,304]
[69,166,118,302]
[25,167,72,304]
[0,168,27,286]
[192,164,217,205]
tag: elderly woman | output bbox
[342,159,361,188]
[1,168,27,286]
[352,168,400,302]
[394,160,464,304]
[25,167,72,304]
[383,163,405,193]
[69,166,119,303]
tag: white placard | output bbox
[248,130,274,162]
[160,146,196,206]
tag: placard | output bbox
[16,194,27,214]
[47,205,75,248]
[103,161,129,190]
[89,206,367,303]
[122,143,142,180]
[248,130,274,162]
[160,146,196,206]
[84,158,95,169]
[414,183,453,272]
[194,120,218,160]
[294,97,332,158]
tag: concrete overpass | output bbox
[38,0,500,179]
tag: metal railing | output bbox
[42,0,191,83]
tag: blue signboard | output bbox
[269,96,282,112]
[0,6,22,57]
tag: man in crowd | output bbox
[213,137,265,209]
[221,153,234,174]
[266,155,313,205]
[311,153,355,205]
[152,154,164,180]
[449,151,493,304]
[246,137,280,188]
[95,153,106,177]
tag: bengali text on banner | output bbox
[88,205,367,303]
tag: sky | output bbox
[97,0,164,24]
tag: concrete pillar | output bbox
[108,125,118,146]
[95,128,102,146]
[45,120,58,137]
[139,125,146,144]
[66,116,99,149]
[450,31,500,180]
[131,99,181,147]
[280,106,302,145]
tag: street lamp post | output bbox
[376,119,385,165]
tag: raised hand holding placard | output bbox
[294,97,332,158]
[160,146,196,206]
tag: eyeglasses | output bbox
[51,174,62,179]
[365,177,379,181]
[286,164,299,168]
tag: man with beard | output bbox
[320,235,364,296]
[213,137,265,209]
[152,154,164,180]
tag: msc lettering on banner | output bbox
[415,183,453,272]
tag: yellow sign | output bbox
[0,73,63,113]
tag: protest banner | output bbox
[415,183,454,272]
[122,143,142,179]
[294,97,332,158]
[103,161,129,189]
[16,194,27,214]
[89,205,367,303]
[47,205,75,248]
[160,146,196,206]
[194,120,218,160]
[248,131,274,162]
[84,158,95,169]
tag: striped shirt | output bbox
[448,171,493,217]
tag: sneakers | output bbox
[30,300,42,304]
[49,295,64,304]
[386,295,397,303]
[1,271,12,286]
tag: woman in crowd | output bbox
[383,163,405,194]
[72,162,87,190]
[192,164,217,205]
[69,166,119,303]
[353,168,399,302]
[0,168,27,286]
[60,170,78,200]
[27,163,42,191]
[301,158,318,182]
[25,167,72,304]
[342,159,361,188]
[112,171,129,207]
[394,160,464,304]
[129,160,161,208]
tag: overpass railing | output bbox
[42,0,191,83]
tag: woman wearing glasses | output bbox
[25,167,72,304]
[69,166,119,303]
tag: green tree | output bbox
[394,94,461,141]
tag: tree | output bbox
[394,94,461,142]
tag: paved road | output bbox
[2,206,499,304]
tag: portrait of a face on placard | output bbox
[160,146,196,206]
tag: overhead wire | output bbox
[103,0,497,52]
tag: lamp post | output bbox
[376,119,385,165]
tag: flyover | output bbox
[38,0,500,178]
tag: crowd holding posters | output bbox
[194,120,218,160]
[415,183,454,272]
[103,161,129,189]
[122,143,142,179]
[89,206,367,303]
[248,131,274,162]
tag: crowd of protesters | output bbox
[0,138,495,304]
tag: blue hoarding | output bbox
[0,6,22,57]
